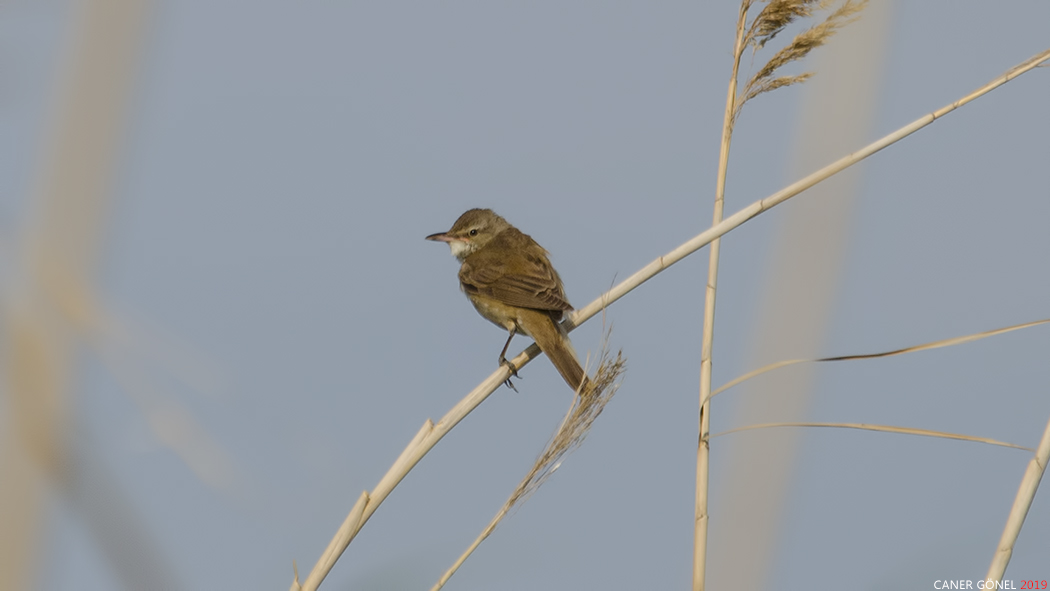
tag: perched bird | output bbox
[426,208,589,393]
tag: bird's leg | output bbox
[498,328,520,390]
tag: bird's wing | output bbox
[459,230,573,312]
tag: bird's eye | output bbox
[469,229,478,236]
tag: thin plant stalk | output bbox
[712,318,1050,399]
[695,4,749,590]
[290,48,1050,590]
[986,412,1050,579]
[712,422,1030,451]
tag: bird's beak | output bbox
[425,232,456,242]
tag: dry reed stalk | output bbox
[693,2,749,586]
[986,413,1050,579]
[0,312,67,591]
[1,1,152,589]
[291,47,1050,589]
[695,2,868,588]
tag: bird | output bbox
[426,208,589,393]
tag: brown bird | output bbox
[426,208,589,393]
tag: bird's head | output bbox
[425,208,511,261]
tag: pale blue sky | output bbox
[2,2,1049,590]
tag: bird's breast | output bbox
[463,292,531,336]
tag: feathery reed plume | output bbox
[430,330,625,591]
[739,0,868,111]
[751,0,818,43]
[511,346,625,507]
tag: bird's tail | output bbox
[527,310,590,394]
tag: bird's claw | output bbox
[499,356,521,392]
[499,355,521,378]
